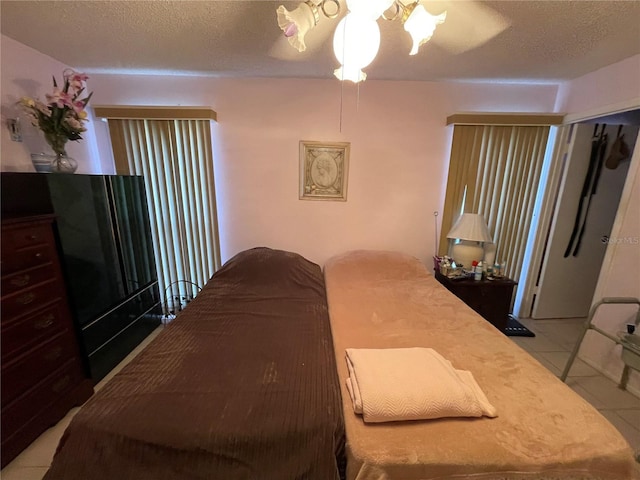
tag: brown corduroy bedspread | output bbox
[44,247,345,480]
[324,250,638,480]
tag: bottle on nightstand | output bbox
[474,261,483,281]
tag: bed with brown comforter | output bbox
[44,247,345,480]
[324,250,638,480]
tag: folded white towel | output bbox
[345,347,497,423]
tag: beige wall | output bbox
[0,35,101,173]
[84,74,558,265]
[1,33,559,265]
[555,54,640,115]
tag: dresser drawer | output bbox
[1,303,69,360]
[1,332,78,405]
[1,360,84,442]
[3,222,52,250]
[0,244,56,276]
[1,222,56,275]
[1,263,58,297]
[1,280,62,320]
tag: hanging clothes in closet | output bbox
[564,124,608,257]
[605,125,631,170]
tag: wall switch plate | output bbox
[7,118,22,142]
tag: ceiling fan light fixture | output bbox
[276,2,320,52]
[332,13,380,83]
[274,0,447,81]
[333,65,367,83]
[402,3,446,55]
[346,0,396,20]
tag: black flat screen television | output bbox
[2,173,162,381]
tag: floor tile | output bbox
[567,381,607,409]
[513,331,566,353]
[572,376,640,409]
[528,351,562,376]
[521,318,586,347]
[542,325,586,349]
[599,409,640,451]
[9,407,79,467]
[0,465,49,480]
[616,409,640,430]
[538,351,600,377]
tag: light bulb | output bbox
[333,13,380,83]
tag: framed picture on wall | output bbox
[299,141,350,201]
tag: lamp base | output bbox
[449,241,484,270]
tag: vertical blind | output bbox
[439,124,550,282]
[107,118,221,311]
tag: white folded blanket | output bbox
[345,347,498,423]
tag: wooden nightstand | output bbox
[434,270,517,332]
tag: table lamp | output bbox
[446,213,493,270]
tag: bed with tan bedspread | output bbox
[324,250,638,480]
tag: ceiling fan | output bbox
[269,0,511,72]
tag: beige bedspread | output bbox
[324,250,639,480]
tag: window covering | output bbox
[106,117,221,313]
[439,124,550,284]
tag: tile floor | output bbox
[2,319,640,479]
[512,317,640,455]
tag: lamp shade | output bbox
[403,5,446,55]
[446,214,492,269]
[333,13,380,83]
[447,213,492,242]
[276,2,318,52]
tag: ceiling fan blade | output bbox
[428,0,510,55]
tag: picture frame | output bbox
[299,141,350,201]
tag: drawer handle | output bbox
[10,274,31,287]
[34,252,43,259]
[34,314,55,330]
[44,346,63,362]
[52,375,71,393]
[16,292,36,305]
[28,234,38,241]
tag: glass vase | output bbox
[50,152,78,174]
[30,153,53,173]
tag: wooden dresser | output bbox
[1,214,93,467]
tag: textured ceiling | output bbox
[1,0,639,82]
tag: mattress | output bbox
[44,247,345,480]
[324,250,638,480]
